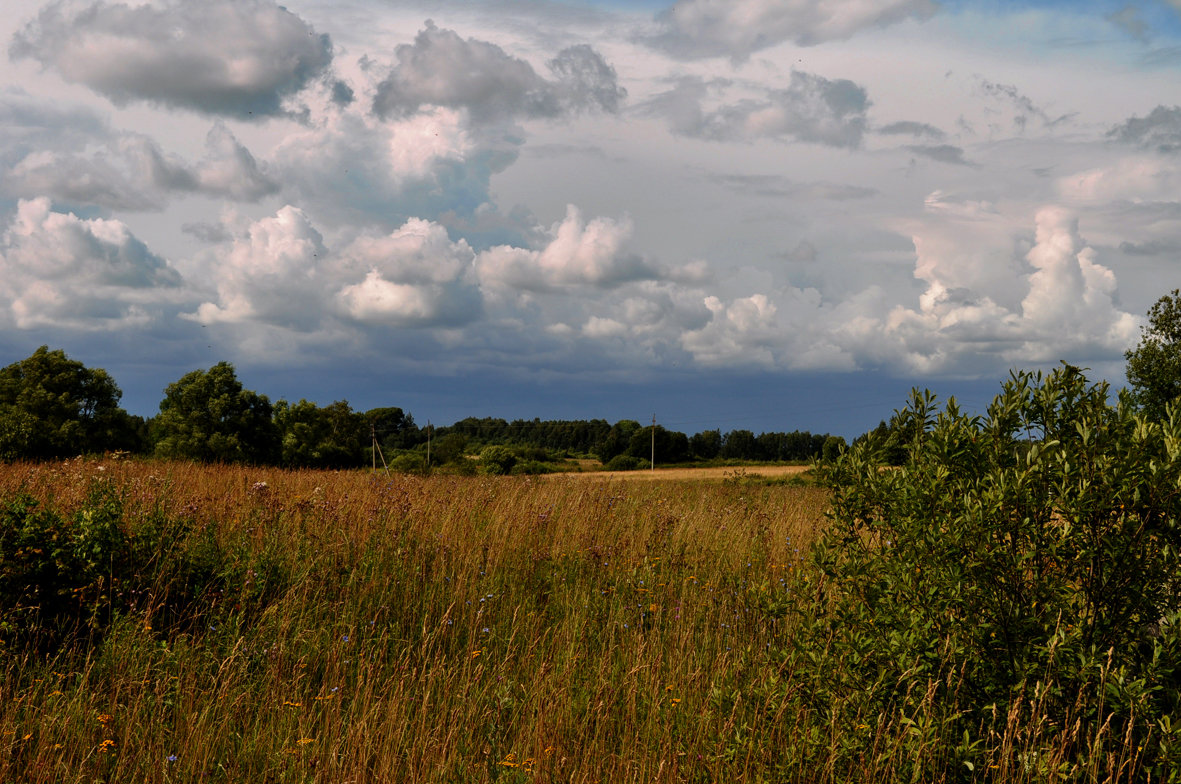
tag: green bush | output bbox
[604,454,647,471]
[510,459,550,475]
[480,445,517,475]
[810,364,1181,777]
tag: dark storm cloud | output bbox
[11,0,333,119]
[1108,105,1181,152]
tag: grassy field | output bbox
[1,459,837,783]
[562,465,812,482]
[1,456,1153,782]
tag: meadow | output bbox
[0,449,1165,783]
[0,459,836,783]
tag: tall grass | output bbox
[1,460,829,783]
[0,458,1155,782]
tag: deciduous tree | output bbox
[153,362,278,464]
[1126,288,1181,420]
[0,346,136,459]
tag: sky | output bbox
[2,0,1180,438]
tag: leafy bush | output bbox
[604,454,647,471]
[510,459,550,475]
[811,364,1181,776]
[480,445,517,475]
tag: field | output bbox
[1,455,1158,783]
[566,465,812,482]
[1,459,838,783]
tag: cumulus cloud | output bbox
[649,0,937,60]
[273,104,514,227]
[646,72,869,147]
[372,22,624,123]
[0,198,181,329]
[192,208,481,330]
[882,203,1138,371]
[11,0,333,118]
[1108,105,1181,152]
[477,205,659,291]
[335,218,481,327]
[192,206,328,329]
[0,91,278,208]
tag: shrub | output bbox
[604,454,647,471]
[510,459,550,475]
[810,364,1181,776]
[480,445,517,475]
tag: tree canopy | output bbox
[153,362,278,464]
[1126,288,1181,420]
[0,346,137,459]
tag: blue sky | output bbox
[2,0,1180,438]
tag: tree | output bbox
[275,399,366,468]
[720,429,756,460]
[625,425,690,464]
[365,407,420,451]
[153,362,278,464]
[690,429,722,460]
[595,419,640,463]
[0,346,137,459]
[1126,288,1181,420]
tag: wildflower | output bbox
[167,755,178,763]
[98,739,116,753]
[97,713,112,725]
[297,738,315,746]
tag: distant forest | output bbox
[0,347,844,472]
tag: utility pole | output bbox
[426,419,432,472]
[651,413,656,471]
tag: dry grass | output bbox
[559,464,812,482]
[0,458,832,783]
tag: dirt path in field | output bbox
[552,464,813,482]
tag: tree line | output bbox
[0,349,840,469]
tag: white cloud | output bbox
[11,0,333,118]
[477,205,658,291]
[192,208,481,330]
[192,205,328,329]
[272,103,511,226]
[335,218,481,327]
[0,197,181,329]
[650,0,937,60]
[878,203,1139,372]
[1057,157,1181,204]
[0,90,278,208]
